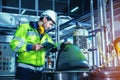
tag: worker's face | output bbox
[43,17,54,30]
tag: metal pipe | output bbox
[55,17,60,43]
[19,0,21,14]
[90,0,95,30]
[21,9,26,15]
[54,17,60,69]
[109,0,115,41]
[81,0,84,15]
[0,0,2,12]
[97,0,102,66]
[52,0,55,10]
[102,0,109,67]
[99,0,106,66]
[102,0,107,26]
[90,0,96,66]
[109,0,116,66]
[68,0,70,15]
[35,0,38,16]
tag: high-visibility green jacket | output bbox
[10,23,54,66]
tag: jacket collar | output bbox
[30,21,39,29]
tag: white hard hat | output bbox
[41,10,57,24]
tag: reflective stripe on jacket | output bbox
[10,23,53,66]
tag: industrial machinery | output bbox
[0,39,16,79]
[56,44,89,71]
[0,0,120,80]
[42,44,90,80]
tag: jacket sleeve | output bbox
[10,24,28,52]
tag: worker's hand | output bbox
[33,44,43,51]
[60,42,71,50]
[64,42,71,44]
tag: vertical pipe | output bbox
[97,0,102,66]
[54,17,60,69]
[52,0,56,69]
[19,0,21,14]
[17,0,22,27]
[55,18,60,43]
[35,0,38,16]
[90,0,95,31]
[99,0,103,26]
[102,0,109,66]
[0,0,2,12]
[109,0,116,66]
[97,0,109,67]
[81,0,84,15]
[52,0,55,10]
[90,0,95,66]
[109,0,115,41]
[68,0,70,16]
[100,0,106,66]
[102,0,107,26]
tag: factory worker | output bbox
[10,10,60,80]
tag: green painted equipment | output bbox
[56,44,89,70]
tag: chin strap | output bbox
[38,26,45,34]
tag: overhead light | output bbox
[21,9,26,15]
[70,6,79,13]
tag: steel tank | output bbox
[73,27,88,49]
[42,43,90,80]
[42,71,89,80]
[42,42,90,80]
